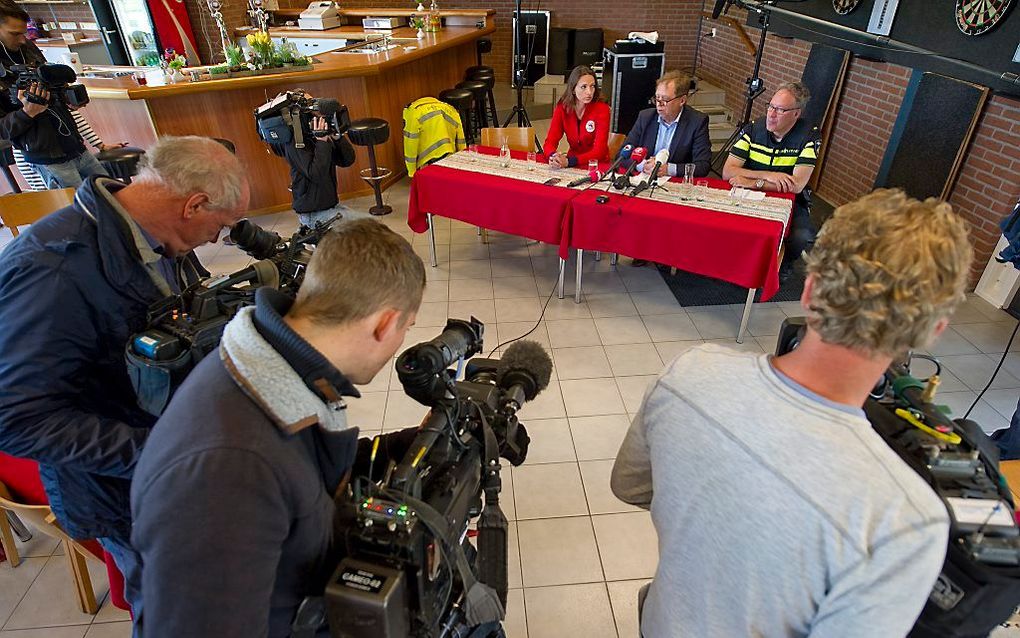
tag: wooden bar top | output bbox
[272,8,495,19]
[78,23,493,100]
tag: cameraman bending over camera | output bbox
[612,189,973,637]
[129,219,425,637]
[0,136,248,623]
[0,2,107,188]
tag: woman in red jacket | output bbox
[543,65,610,169]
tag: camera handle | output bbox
[475,407,510,608]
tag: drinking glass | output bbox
[499,143,511,168]
[468,144,479,161]
[695,178,709,201]
[588,159,599,173]
[527,151,537,171]
[683,163,696,185]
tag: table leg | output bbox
[610,253,618,266]
[737,288,755,344]
[557,258,565,299]
[427,214,438,268]
[595,251,601,262]
[575,249,583,304]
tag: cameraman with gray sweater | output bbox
[612,189,974,637]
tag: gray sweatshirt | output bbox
[612,344,948,638]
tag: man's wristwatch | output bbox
[754,178,765,189]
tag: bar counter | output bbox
[16,20,494,214]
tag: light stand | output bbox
[710,0,774,175]
[502,0,542,153]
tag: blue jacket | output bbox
[0,177,198,541]
[621,106,712,177]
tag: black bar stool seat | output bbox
[466,70,498,129]
[348,117,392,216]
[456,79,491,134]
[95,147,146,183]
[439,88,475,144]
[476,38,491,66]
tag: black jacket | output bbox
[0,40,87,164]
[621,106,712,177]
[0,177,203,541]
[282,135,356,214]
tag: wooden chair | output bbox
[480,127,536,153]
[0,480,103,613]
[608,132,627,160]
[0,188,75,237]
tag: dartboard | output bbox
[833,0,862,15]
[956,0,1014,35]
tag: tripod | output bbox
[709,0,774,175]
[502,0,543,153]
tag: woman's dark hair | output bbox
[558,65,599,113]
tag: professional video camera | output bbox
[125,216,338,416]
[255,90,351,150]
[0,63,89,108]
[299,321,553,638]
[777,318,1020,637]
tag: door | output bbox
[107,0,162,66]
[87,0,131,66]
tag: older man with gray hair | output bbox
[0,135,249,624]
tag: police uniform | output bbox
[402,97,467,177]
[731,117,821,265]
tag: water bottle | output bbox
[499,140,511,168]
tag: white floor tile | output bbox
[586,293,639,318]
[503,588,527,638]
[513,463,588,520]
[520,418,577,465]
[4,553,108,630]
[592,512,659,581]
[546,319,602,348]
[561,379,626,417]
[448,277,494,301]
[653,340,704,364]
[493,276,540,299]
[605,343,664,377]
[595,316,652,345]
[552,346,612,380]
[688,308,741,339]
[84,622,133,637]
[570,415,633,462]
[607,579,652,638]
[579,460,641,515]
[523,583,616,638]
[642,313,701,342]
[615,376,657,414]
[517,517,604,587]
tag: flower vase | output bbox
[172,70,186,83]
[417,27,425,38]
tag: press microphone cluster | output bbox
[630,149,670,197]
[613,147,647,190]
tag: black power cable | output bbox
[965,320,1020,419]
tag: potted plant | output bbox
[292,55,312,67]
[246,30,275,71]
[208,64,229,77]
[166,53,187,83]
[223,43,250,77]
[409,15,426,39]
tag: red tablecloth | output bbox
[563,179,794,300]
[408,148,578,245]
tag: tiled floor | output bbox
[3,179,1020,637]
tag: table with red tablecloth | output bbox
[408,147,584,295]
[562,178,794,342]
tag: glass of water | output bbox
[588,159,599,173]
[683,163,696,185]
[695,178,709,201]
[468,144,479,161]
[527,151,537,171]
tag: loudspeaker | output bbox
[603,47,665,134]
[512,10,550,87]
[548,27,573,76]
[571,28,603,68]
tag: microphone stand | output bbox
[709,0,774,175]
[502,0,542,153]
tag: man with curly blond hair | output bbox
[611,189,973,637]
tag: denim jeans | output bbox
[98,536,141,637]
[991,395,1020,460]
[297,203,369,229]
[30,151,108,189]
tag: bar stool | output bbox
[439,88,475,144]
[476,38,491,66]
[348,118,392,216]
[466,69,498,132]
[464,64,493,79]
[96,147,146,184]
[456,79,490,138]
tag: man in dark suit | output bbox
[622,70,712,180]
[621,70,712,265]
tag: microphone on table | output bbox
[630,149,670,197]
[602,144,633,180]
[567,168,603,188]
[613,147,647,190]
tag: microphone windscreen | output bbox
[630,147,648,164]
[496,340,553,395]
[619,145,633,159]
[588,169,602,182]
[711,0,728,19]
[654,149,670,165]
[38,63,77,84]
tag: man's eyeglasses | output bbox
[766,103,800,114]
[649,95,683,106]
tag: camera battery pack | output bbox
[325,558,409,638]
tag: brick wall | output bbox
[697,7,1020,285]
[186,0,251,63]
[23,2,101,38]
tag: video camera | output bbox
[255,90,351,150]
[126,215,339,416]
[296,321,553,638]
[0,63,89,108]
[777,318,1020,637]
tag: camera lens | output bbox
[229,219,282,260]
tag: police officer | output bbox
[723,81,820,280]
